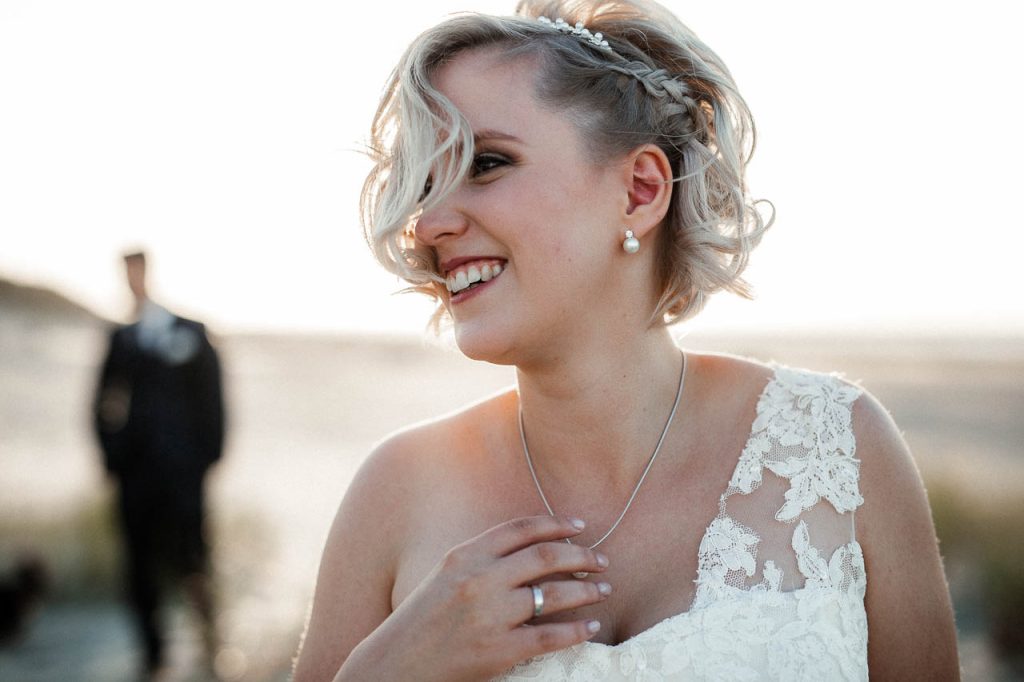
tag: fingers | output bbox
[507,619,602,661]
[518,579,611,623]
[480,515,587,557]
[503,541,608,585]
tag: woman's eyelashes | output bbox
[470,152,511,179]
[419,153,511,203]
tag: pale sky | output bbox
[2,1,1022,336]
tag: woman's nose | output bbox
[413,197,469,247]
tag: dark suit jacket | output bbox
[93,313,225,503]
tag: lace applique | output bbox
[695,368,863,607]
[730,367,863,521]
[494,366,869,682]
[758,522,868,682]
[792,520,865,595]
[700,516,759,580]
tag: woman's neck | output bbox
[513,326,687,492]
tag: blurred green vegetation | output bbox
[0,490,279,604]
[0,492,121,602]
[1,491,298,680]
[928,475,1024,669]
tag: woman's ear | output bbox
[623,144,673,238]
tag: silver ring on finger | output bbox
[531,584,544,618]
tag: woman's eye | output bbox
[471,153,508,177]
[419,176,433,202]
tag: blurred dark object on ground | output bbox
[0,554,50,645]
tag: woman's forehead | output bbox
[431,49,550,141]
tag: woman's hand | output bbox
[338,515,610,682]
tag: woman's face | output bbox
[415,48,628,365]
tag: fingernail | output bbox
[596,553,609,568]
[597,582,612,597]
[570,518,585,531]
[587,620,601,634]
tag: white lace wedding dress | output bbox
[495,366,868,681]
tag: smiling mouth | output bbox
[445,260,505,294]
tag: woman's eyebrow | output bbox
[473,129,523,144]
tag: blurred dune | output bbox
[0,276,107,327]
[1,276,1022,680]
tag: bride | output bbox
[294,1,959,679]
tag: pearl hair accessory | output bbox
[537,16,612,52]
[535,16,702,139]
[622,229,640,254]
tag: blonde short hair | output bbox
[361,0,772,327]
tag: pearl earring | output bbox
[622,229,640,254]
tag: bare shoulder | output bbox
[324,385,517,566]
[849,389,932,547]
[293,389,515,680]
[349,384,517,504]
[685,350,776,400]
[848,387,961,680]
[368,385,517,482]
[849,389,935,574]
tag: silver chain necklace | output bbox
[517,351,687,578]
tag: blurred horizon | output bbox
[4,269,1024,343]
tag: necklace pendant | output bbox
[572,571,589,579]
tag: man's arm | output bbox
[93,326,131,475]
[192,324,225,467]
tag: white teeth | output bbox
[446,261,505,294]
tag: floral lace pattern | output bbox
[495,366,867,681]
[728,366,863,521]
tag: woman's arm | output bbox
[292,430,611,682]
[292,436,408,680]
[855,391,960,681]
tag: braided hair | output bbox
[362,0,772,327]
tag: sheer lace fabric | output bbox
[495,366,868,681]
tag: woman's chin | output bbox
[452,323,517,366]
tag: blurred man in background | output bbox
[93,250,225,676]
